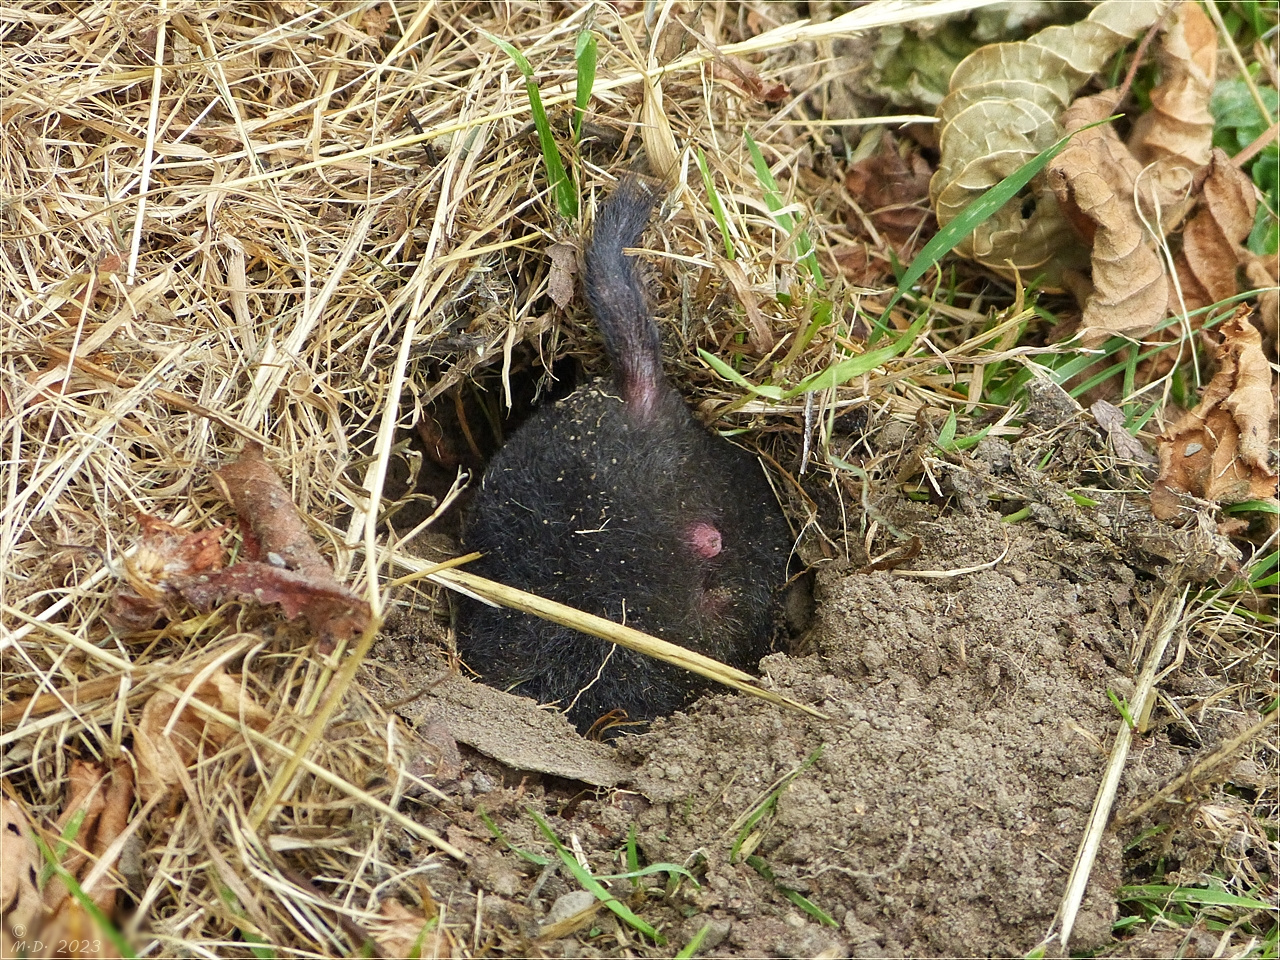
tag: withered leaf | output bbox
[1048,92,1168,347]
[37,761,134,958]
[841,132,936,285]
[547,242,577,311]
[134,671,270,803]
[1,798,45,956]
[1091,399,1157,466]
[210,444,371,648]
[1151,308,1278,519]
[109,514,225,631]
[930,0,1170,285]
[711,56,788,102]
[1129,0,1217,197]
[370,900,438,959]
[1175,148,1259,308]
[175,562,372,647]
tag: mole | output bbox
[456,177,792,735]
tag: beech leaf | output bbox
[1129,1,1217,197]
[1150,308,1278,519]
[1047,92,1168,346]
[930,0,1170,285]
[1174,148,1260,308]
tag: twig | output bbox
[1118,712,1277,824]
[1049,576,1188,950]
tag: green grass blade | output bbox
[696,147,735,259]
[1107,688,1136,730]
[1118,884,1279,913]
[871,118,1116,342]
[215,885,277,959]
[676,924,711,958]
[528,809,666,945]
[485,32,577,219]
[573,31,597,142]
[596,862,699,885]
[744,130,826,289]
[745,855,838,927]
[40,807,87,886]
[785,310,928,397]
[730,748,823,861]
[625,822,640,879]
[697,349,786,399]
[479,807,550,866]
[34,832,139,959]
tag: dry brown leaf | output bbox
[360,3,391,40]
[709,56,788,103]
[85,761,133,915]
[1174,149,1260,308]
[1129,1,1217,198]
[1,797,47,956]
[109,514,225,631]
[42,762,108,912]
[1151,308,1278,519]
[547,242,577,310]
[930,0,1170,285]
[209,443,371,650]
[211,444,339,584]
[1091,399,1157,465]
[840,132,936,286]
[174,562,373,648]
[111,453,372,647]
[35,760,134,959]
[1243,256,1278,348]
[1048,92,1168,347]
[369,900,438,959]
[134,671,271,803]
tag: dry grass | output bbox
[1,1,1275,958]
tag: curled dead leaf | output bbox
[210,444,371,649]
[17,760,136,959]
[710,56,788,102]
[1047,92,1168,346]
[930,0,1170,284]
[1151,308,1278,519]
[1129,1,1217,198]
[369,900,440,958]
[108,514,225,631]
[1174,148,1260,309]
[1,798,46,956]
[134,671,271,803]
[840,132,936,285]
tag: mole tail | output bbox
[585,177,665,417]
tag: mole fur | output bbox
[456,177,792,734]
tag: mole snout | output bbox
[685,522,723,559]
[456,177,792,735]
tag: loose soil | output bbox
[372,421,1245,958]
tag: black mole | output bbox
[456,177,792,734]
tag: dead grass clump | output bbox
[2,1,1276,957]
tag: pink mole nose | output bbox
[686,521,723,559]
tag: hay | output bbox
[2,1,1274,957]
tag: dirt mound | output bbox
[382,509,1195,957]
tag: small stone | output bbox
[546,889,597,925]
